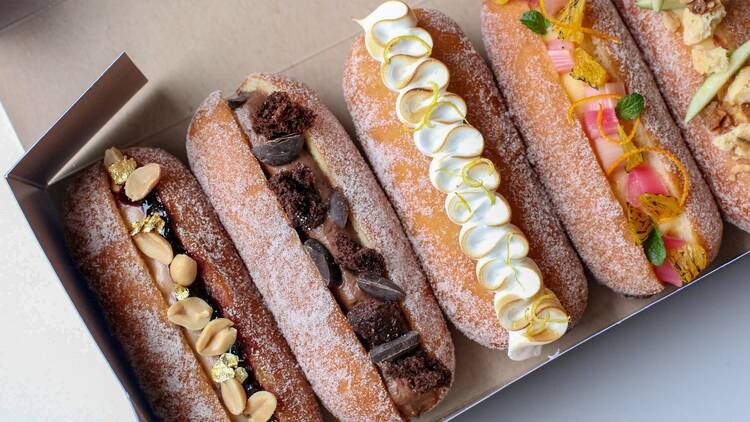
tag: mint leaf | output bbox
[616,93,645,120]
[643,225,666,266]
[520,11,550,35]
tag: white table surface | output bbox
[2,101,747,421]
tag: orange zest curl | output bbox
[622,118,640,144]
[567,94,622,123]
[606,146,691,207]
[597,106,640,146]
[539,0,621,43]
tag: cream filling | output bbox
[355,1,569,361]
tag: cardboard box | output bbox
[5,1,750,420]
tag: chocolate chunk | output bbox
[252,91,315,139]
[267,163,327,230]
[328,190,349,229]
[227,94,248,109]
[357,274,405,302]
[304,238,342,288]
[252,134,304,166]
[333,232,387,275]
[347,301,408,348]
[381,350,451,394]
[369,331,420,363]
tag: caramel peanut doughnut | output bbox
[344,1,588,359]
[481,0,722,296]
[186,74,455,421]
[613,0,750,232]
[64,147,321,422]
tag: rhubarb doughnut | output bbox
[344,1,588,359]
[613,0,750,232]
[481,0,722,295]
[186,74,454,421]
[63,147,321,421]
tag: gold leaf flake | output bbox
[130,213,166,236]
[210,361,236,383]
[106,157,136,185]
[174,285,190,301]
[219,353,239,368]
[234,367,249,384]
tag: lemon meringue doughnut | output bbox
[347,1,588,360]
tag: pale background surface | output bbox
[1,102,747,421]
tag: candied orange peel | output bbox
[606,146,690,208]
[553,0,587,44]
[539,0,621,43]
[639,193,682,222]
[570,48,609,89]
[669,244,708,284]
[625,202,653,244]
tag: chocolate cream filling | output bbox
[114,182,276,421]
[232,89,450,416]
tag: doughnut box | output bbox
[4,1,750,420]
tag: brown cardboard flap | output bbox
[7,53,146,184]
[6,53,152,420]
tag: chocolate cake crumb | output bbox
[333,232,386,275]
[252,91,315,139]
[382,350,451,394]
[267,163,327,230]
[347,301,408,348]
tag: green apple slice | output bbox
[685,39,750,124]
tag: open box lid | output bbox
[8,51,750,422]
[6,53,152,420]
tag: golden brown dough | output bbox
[64,147,322,421]
[343,7,588,348]
[614,0,750,232]
[481,0,722,296]
[187,74,454,420]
